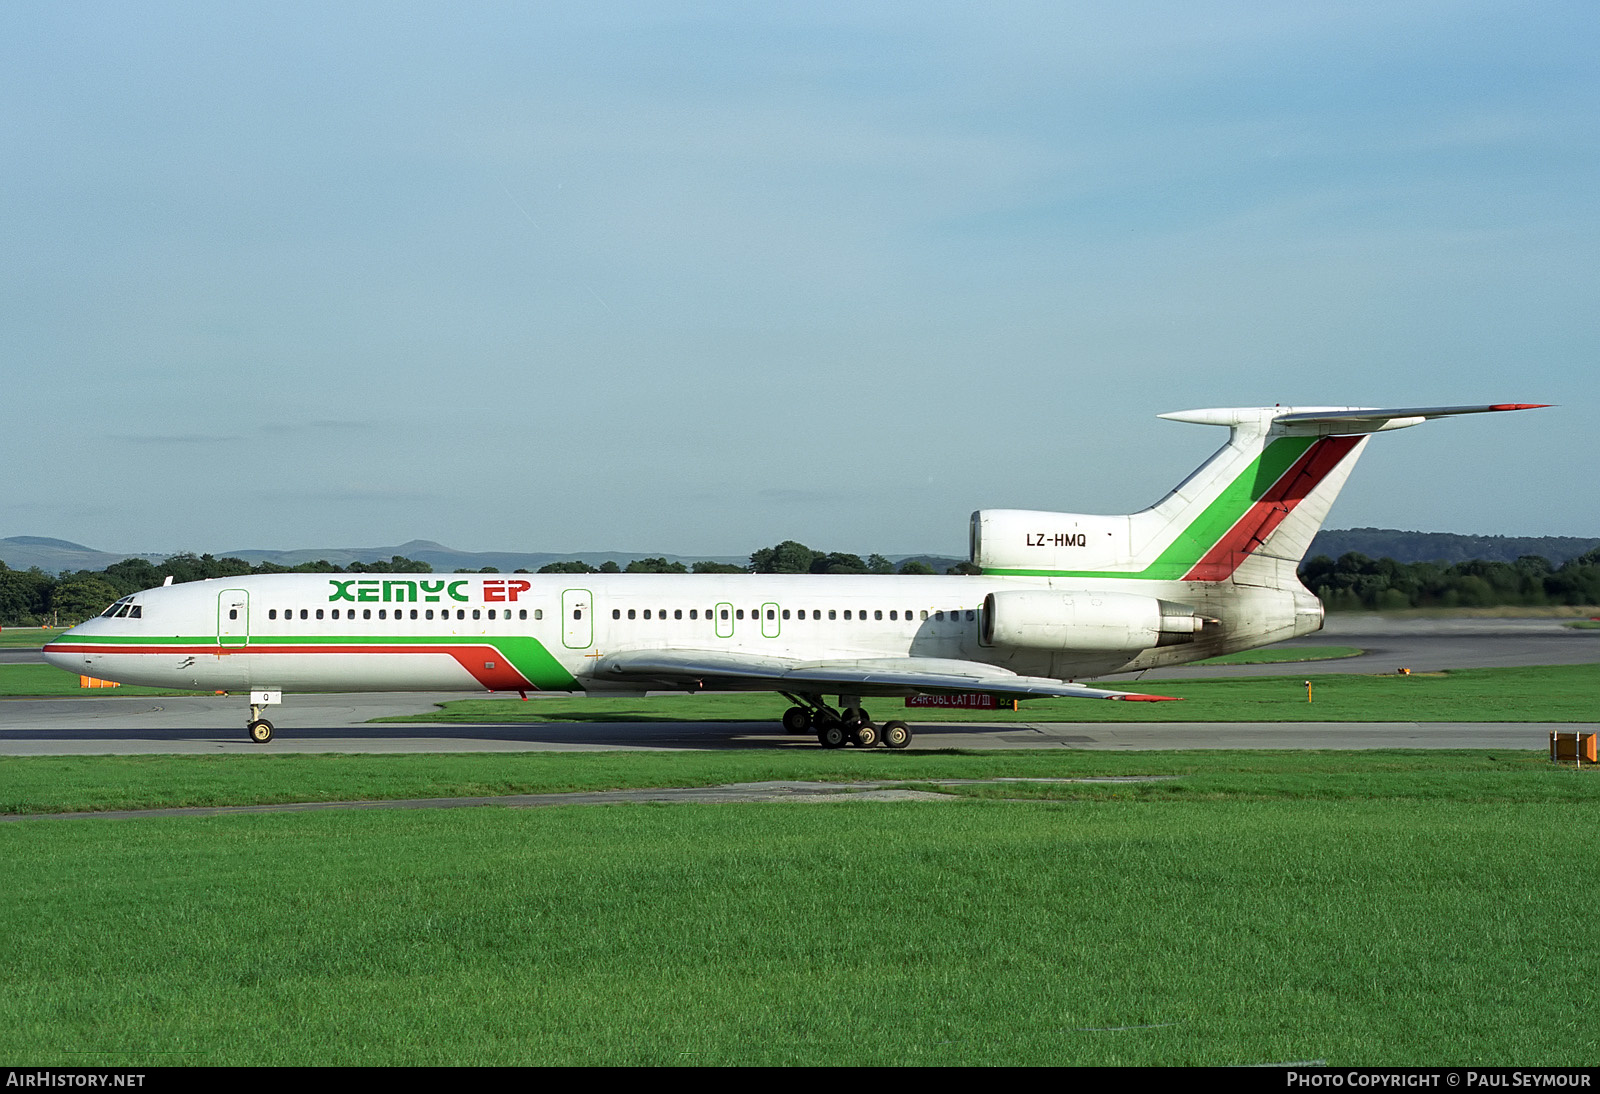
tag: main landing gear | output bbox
[780,693,913,750]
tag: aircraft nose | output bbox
[42,629,83,672]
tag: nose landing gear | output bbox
[245,689,281,744]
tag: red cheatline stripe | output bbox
[45,643,537,692]
[1182,434,1363,581]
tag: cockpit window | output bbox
[101,596,133,617]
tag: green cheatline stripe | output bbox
[982,436,1317,581]
[49,633,580,691]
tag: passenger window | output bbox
[935,611,943,621]
[614,609,621,619]
[720,609,729,620]
[736,609,744,620]
[379,610,387,620]
[572,609,581,620]
[364,609,372,620]
[674,609,682,620]
[643,610,651,620]
[781,609,790,620]
[828,610,837,620]
[843,610,851,620]
[874,610,882,620]
[890,610,897,620]
[426,609,434,620]
[967,610,976,622]
[316,609,324,620]
[269,610,277,620]
[690,609,698,620]
[411,609,419,620]
[628,609,636,620]
[228,609,237,620]
[473,609,481,620]
[920,610,928,620]
[488,609,496,620]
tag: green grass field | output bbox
[4,747,1589,816]
[4,749,1599,1066]
[5,635,1597,1065]
[1193,644,1362,664]
[0,662,214,697]
[0,626,61,648]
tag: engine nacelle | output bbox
[982,590,1208,652]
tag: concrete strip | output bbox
[0,776,1180,821]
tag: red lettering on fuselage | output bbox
[483,579,533,603]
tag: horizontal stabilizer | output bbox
[1275,403,1550,428]
[1160,403,1549,435]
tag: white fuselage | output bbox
[43,570,1316,696]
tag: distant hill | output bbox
[0,536,748,575]
[0,537,172,573]
[892,555,966,573]
[1306,528,1599,566]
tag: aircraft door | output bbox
[218,589,250,648]
[562,589,593,649]
[761,602,781,639]
[714,602,734,639]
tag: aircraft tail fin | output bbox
[971,404,1547,585]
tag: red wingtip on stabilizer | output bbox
[1121,693,1182,702]
[1489,403,1552,411]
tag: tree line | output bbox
[1300,548,1600,610]
[535,542,979,577]
[4,541,1599,627]
[0,553,433,627]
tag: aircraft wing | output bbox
[591,649,1178,701]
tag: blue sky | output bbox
[3,2,1594,558]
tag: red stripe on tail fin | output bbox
[1182,434,1363,581]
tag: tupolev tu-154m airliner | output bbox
[43,403,1545,747]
